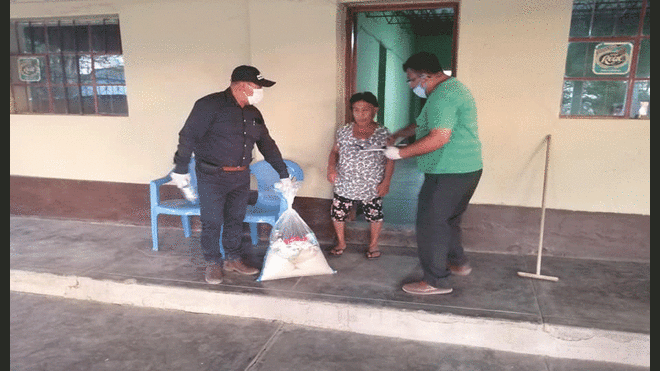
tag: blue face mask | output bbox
[412,83,427,99]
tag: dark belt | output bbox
[221,165,248,172]
[198,160,248,173]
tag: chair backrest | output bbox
[284,159,304,183]
[251,160,303,212]
[250,159,304,194]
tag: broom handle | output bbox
[535,134,551,274]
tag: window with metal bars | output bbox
[561,0,650,119]
[10,16,128,116]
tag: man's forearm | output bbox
[392,123,417,142]
[398,128,451,159]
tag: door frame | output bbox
[343,2,460,112]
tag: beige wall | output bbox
[458,0,650,214]
[10,0,650,215]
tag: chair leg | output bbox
[218,224,225,259]
[182,215,191,238]
[250,223,259,245]
[151,211,159,252]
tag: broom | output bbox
[517,134,559,282]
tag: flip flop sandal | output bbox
[365,250,382,259]
[329,247,346,256]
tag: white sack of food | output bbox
[257,180,335,281]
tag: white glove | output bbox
[278,177,293,190]
[384,146,402,160]
[170,172,191,189]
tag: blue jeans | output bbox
[196,164,250,264]
[416,169,482,288]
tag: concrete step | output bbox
[10,266,649,368]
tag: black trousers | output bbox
[416,169,482,288]
[196,164,250,264]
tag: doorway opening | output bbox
[345,3,459,225]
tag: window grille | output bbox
[561,0,650,119]
[10,16,128,116]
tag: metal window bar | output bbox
[42,21,55,113]
[622,0,649,117]
[73,20,85,114]
[87,22,100,114]
[58,21,71,114]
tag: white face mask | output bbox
[411,74,428,98]
[247,87,264,105]
[412,83,427,99]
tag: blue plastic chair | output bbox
[245,159,304,244]
[149,158,304,252]
[150,157,200,251]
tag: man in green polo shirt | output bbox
[385,52,483,295]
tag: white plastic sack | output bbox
[257,179,335,281]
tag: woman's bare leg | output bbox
[366,221,383,258]
[330,220,347,255]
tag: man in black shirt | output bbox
[171,65,290,284]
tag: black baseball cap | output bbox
[231,65,276,87]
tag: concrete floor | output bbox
[11,292,647,371]
[9,216,649,370]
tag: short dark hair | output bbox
[402,52,443,74]
[350,92,379,108]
